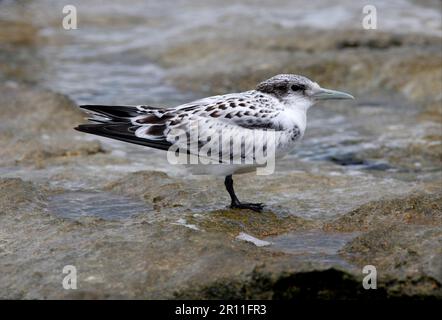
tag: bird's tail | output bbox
[74,105,171,150]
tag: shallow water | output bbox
[48,191,150,220]
[2,0,441,104]
[265,231,359,268]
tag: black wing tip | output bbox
[74,122,130,138]
[77,105,142,120]
[78,104,135,113]
[74,124,102,134]
[79,104,134,109]
[74,123,172,151]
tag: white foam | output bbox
[236,232,271,247]
[173,218,200,231]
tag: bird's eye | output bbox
[291,84,305,91]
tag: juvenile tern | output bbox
[76,74,354,212]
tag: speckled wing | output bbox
[131,91,286,162]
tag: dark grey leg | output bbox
[224,175,264,212]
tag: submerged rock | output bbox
[0,18,44,83]
[324,193,442,232]
[0,178,47,212]
[188,209,320,238]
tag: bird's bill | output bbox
[312,88,354,100]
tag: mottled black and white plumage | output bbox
[76,74,354,211]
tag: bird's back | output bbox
[75,89,305,167]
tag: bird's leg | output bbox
[224,175,264,212]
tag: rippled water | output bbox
[2,0,440,105]
[266,230,358,267]
[48,191,150,220]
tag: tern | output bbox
[76,74,354,212]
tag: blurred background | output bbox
[1,0,441,104]
[0,0,441,299]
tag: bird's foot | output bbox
[230,202,264,212]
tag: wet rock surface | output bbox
[0,83,105,167]
[0,0,441,299]
[340,224,442,298]
[324,193,442,232]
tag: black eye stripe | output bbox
[291,84,305,91]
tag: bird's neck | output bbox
[283,95,312,112]
[283,99,311,132]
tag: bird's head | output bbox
[256,74,354,109]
